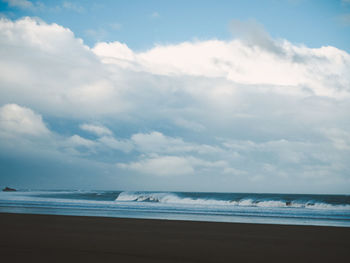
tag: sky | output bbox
[0,0,350,194]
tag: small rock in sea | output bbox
[2,187,16,192]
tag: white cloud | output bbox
[131,131,220,154]
[3,0,33,9]
[62,135,97,156]
[94,33,350,99]
[230,19,283,55]
[117,155,194,176]
[324,128,350,150]
[2,17,349,124]
[65,130,222,156]
[173,118,205,132]
[222,139,321,165]
[64,127,134,154]
[1,17,350,192]
[98,136,133,153]
[80,123,113,136]
[62,1,84,13]
[67,134,96,148]
[0,104,50,137]
[93,41,135,66]
[117,153,241,177]
[0,17,127,118]
[131,131,188,153]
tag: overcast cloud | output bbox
[0,17,349,193]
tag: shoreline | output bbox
[1,212,350,262]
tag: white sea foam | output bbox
[255,200,287,207]
[0,191,114,206]
[115,192,350,210]
[1,190,349,211]
[116,192,232,206]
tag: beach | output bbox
[0,213,349,262]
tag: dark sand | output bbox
[0,213,349,263]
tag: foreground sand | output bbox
[0,213,349,262]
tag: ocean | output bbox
[0,190,349,227]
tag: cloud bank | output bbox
[0,17,350,193]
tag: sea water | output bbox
[0,190,349,227]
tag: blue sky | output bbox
[0,0,350,193]
[1,0,350,51]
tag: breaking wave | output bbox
[115,191,350,210]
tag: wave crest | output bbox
[115,192,350,210]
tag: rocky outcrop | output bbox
[2,187,16,192]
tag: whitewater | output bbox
[0,190,349,227]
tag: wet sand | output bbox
[0,212,349,262]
